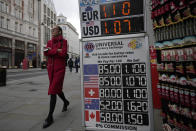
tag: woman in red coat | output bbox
[43,26,69,128]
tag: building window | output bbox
[51,20,53,28]
[0,1,5,12]
[54,14,56,21]
[6,19,10,29]
[33,28,35,36]
[51,11,53,19]
[47,8,50,16]
[0,16,4,28]
[44,15,46,24]
[5,4,8,13]
[47,17,50,26]
[44,4,46,14]
[15,9,20,18]
[15,22,18,32]
[19,11,22,19]
[29,15,33,22]
[44,26,47,44]
[48,28,50,40]
[58,19,60,24]
[29,26,32,36]
[20,24,22,32]
[15,0,21,6]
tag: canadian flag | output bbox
[85,110,100,122]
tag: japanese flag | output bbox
[85,110,100,122]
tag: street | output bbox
[7,69,47,81]
[0,68,84,131]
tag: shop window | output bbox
[0,37,11,48]
[15,40,25,50]
[28,43,36,52]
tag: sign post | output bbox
[79,0,154,131]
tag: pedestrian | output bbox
[68,58,73,72]
[75,57,79,73]
[20,61,23,68]
[43,26,69,128]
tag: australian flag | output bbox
[85,99,99,110]
[84,64,98,75]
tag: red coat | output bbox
[44,35,67,95]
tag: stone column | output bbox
[11,39,15,68]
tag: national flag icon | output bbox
[84,75,98,87]
[86,21,94,27]
[84,64,98,75]
[85,110,100,122]
[85,88,99,98]
[85,99,99,110]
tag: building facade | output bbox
[40,0,57,62]
[0,0,39,68]
[57,14,80,59]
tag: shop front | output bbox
[0,36,12,68]
[15,40,25,68]
[27,43,37,68]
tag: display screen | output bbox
[80,0,145,37]
[101,17,144,35]
[98,63,149,125]
[100,0,144,19]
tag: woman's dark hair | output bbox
[57,26,63,35]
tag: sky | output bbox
[52,0,81,38]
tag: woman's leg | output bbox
[43,94,56,128]
[58,92,69,104]
[47,94,57,120]
[58,92,69,112]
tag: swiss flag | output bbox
[85,88,99,98]
[85,110,100,122]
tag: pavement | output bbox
[0,68,84,131]
[7,68,43,73]
[0,68,163,131]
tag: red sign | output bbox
[85,88,99,98]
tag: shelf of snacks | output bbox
[151,0,196,130]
